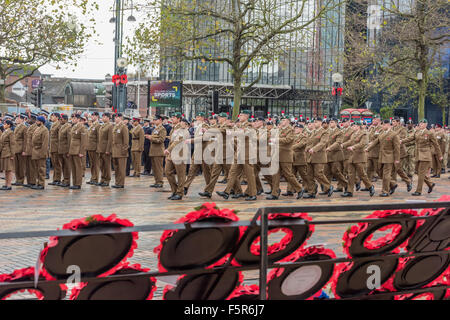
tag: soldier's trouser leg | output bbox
[331,161,348,189]
[202,162,211,186]
[381,163,394,194]
[355,163,372,189]
[14,154,26,184]
[347,163,357,193]
[88,151,99,182]
[324,163,332,183]
[367,158,377,180]
[394,161,411,185]
[166,160,186,195]
[432,154,441,175]
[184,163,201,190]
[242,163,257,197]
[415,161,432,193]
[204,163,225,193]
[113,157,127,186]
[253,163,263,192]
[131,151,141,177]
[70,155,83,187]
[280,162,302,194]
[306,163,316,193]
[312,163,330,191]
[81,153,86,177]
[30,156,37,185]
[33,159,46,187]
[60,154,71,185]
[343,159,350,178]
[225,164,243,194]
[25,156,34,185]
[99,153,112,184]
[151,156,164,185]
[50,152,62,182]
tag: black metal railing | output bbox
[0,201,449,300]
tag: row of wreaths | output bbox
[0,197,449,300]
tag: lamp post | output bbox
[109,0,135,112]
[332,73,343,118]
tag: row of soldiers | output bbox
[1,110,449,200]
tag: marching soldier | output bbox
[266,115,304,200]
[304,117,333,199]
[430,126,442,178]
[130,117,145,177]
[287,123,310,197]
[12,114,27,186]
[111,113,129,188]
[217,110,257,201]
[146,115,167,188]
[31,116,49,190]
[325,118,348,192]
[367,115,382,182]
[404,119,416,177]
[57,114,72,187]
[434,124,447,176]
[402,119,442,195]
[164,114,188,200]
[68,114,87,189]
[366,120,400,197]
[183,112,212,193]
[97,112,114,187]
[199,112,234,198]
[86,112,101,185]
[341,121,375,197]
[48,113,62,186]
[0,119,16,190]
[23,113,38,188]
[391,117,413,193]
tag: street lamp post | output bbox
[110,0,135,113]
[332,73,343,118]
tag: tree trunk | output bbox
[442,107,446,126]
[232,76,242,121]
[418,77,427,120]
[0,84,5,104]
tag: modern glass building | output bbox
[158,0,345,118]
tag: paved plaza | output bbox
[1,170,449,298]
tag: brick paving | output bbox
[1,170,449,299]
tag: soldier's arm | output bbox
[106,125,113,153]
[430,134,443,159]
[80,127,87,155]
[401,134,415,145]
[139,128,145,151]
[122,126,129,150]
[278,131,294,145]
[151,128,166,144]
[328,131,343,152]
[393,134,401,162]
[366,137,380,152]
[352,133,368,150]
[311,131,329,152]
[10,130,16,158]
[42,128,49,155]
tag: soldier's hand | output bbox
[365,148,369,152]
[439,156,443,161]
[106,152,110,155]
[395,160,400,164]
[79,154,84,158]
[164,149,170,155]
[22,152,25,156]
[347,147,353,151]
[308,149,314,154]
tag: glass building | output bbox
[158,0,345,118]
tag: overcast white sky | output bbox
[40,0,144,80]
